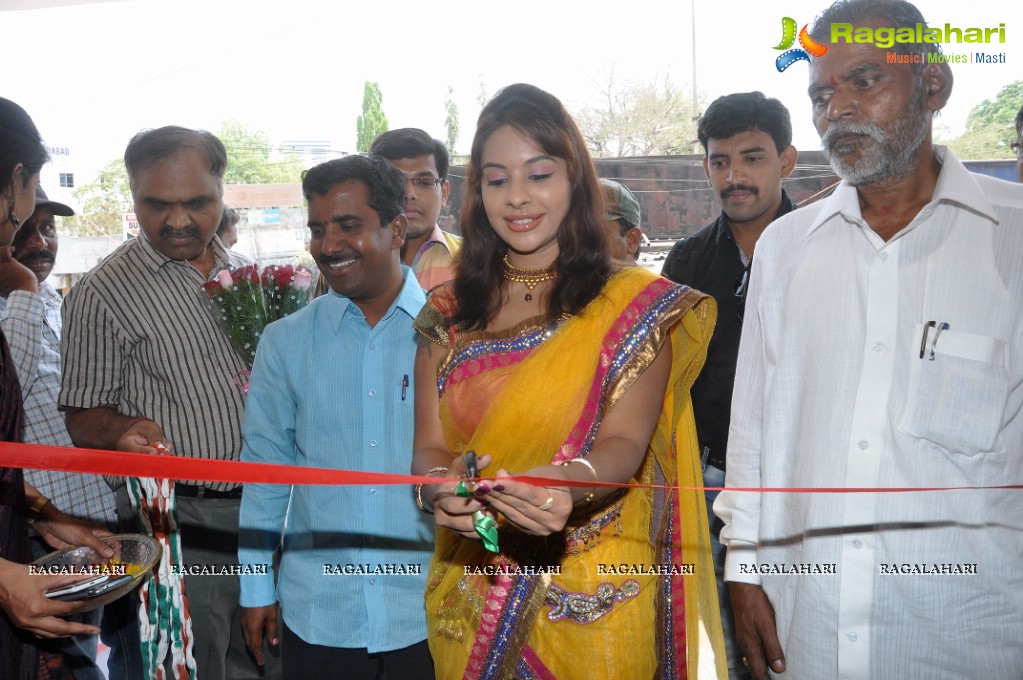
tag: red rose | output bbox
[235,264,260,284]
[201,281,222,297]
[273,265,296,288]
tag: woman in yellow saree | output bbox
[412,84,725,680]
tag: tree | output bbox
[939,80,1022,160]
[444,86,460,156]
[575,71,704,157]
[217,119,305,184]
[61,158,131,237]
[356,81,389,152]
[476,78,488,109]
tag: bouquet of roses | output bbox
[201,263,315,368]
[262,264,314,321]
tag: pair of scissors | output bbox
[455,450,499,553]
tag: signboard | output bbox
[123,212,139,238]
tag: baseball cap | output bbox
[600,179,640,228]
[34,186,74,217]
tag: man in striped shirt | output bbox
[59,127,281,680]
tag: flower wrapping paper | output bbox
[201,263,314,368]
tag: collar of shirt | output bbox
[804,146,999,240]
[325,264,426,334]
[39,280,60,307]
[412,224,448,266]
[710,189,796,263]
[39,281,62,336]
[708,212,736,247]
[135,231,235,276]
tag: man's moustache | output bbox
[159,227,200,238]
[721,184,759,200]
[17,250,55,265]
[821,121,885,149]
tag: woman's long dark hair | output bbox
[452,83,611,330]
[0,98,48,200]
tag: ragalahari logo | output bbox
[774,17,829,72]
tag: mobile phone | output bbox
[44,574,110,600]
[46,574,134,602]
[80,574,133,599]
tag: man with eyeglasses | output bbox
[661,91,797,680]
[370,128,461,291]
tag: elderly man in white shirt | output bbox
[714,1,1023,679]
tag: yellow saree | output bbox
[415,267,725,680]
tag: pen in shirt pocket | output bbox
[402,374,409,401]
[918,320,950,360]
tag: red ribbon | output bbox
[3,441,1022,493]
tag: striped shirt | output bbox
[59,235,250,492]
[0,283,116,524]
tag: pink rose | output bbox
[293,269,313,291]
[217,269,234,289]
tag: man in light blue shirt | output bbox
[238,155,434,679]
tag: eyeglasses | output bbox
[407,176,444,189]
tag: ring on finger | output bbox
[537,495,554,511]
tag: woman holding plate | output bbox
[1,96,114,677]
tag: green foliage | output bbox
[939,80,1022,160]
[444,86,460,156]
[965,81,1023,130]
[217,119,305,184]
[61,159,131,237]
[356,82,389,152]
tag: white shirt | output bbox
[715,147,1023,680]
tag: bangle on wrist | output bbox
[27,494,52,520]
[560,458,598,505]
[415,467,450,514]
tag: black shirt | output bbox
[661,190,795,470]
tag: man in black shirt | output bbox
[661,91,797,680]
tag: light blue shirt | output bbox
[238,267,433,652]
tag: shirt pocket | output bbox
[899,326,1008,456]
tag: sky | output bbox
[2,0,1019,188]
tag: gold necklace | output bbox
[501,255,557,302]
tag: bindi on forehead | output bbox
[830,74,840,87]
